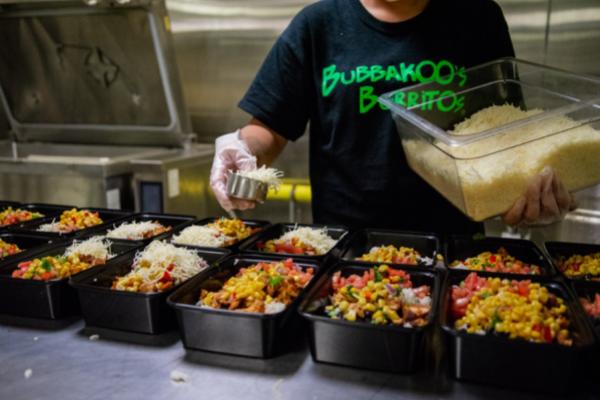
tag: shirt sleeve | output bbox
[238,14,312,142]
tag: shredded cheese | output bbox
[113,241,208,291]
[107,221,168,240]
[402,103,600,220]
[37,221,61,233]
[278,227,337,255]
[64,236,112,261]
[172,225,228,248]
[237,166,284,189]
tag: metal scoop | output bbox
[226,171,269,203]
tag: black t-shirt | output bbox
[239,0,515,234]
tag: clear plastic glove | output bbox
[210,130,257,212]
[503,166,577,227]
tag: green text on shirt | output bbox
[321,60,467,114]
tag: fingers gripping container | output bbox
[441,271,595,393]
[167,256,321,358]
[379,58,600,221]
[70,247,229,334]
[445,235,556,276]
[0,239,139,319]
[299,263,440,373]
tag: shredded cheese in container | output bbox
[65,236,113,261]
[172,225,228,248]
[106,221,170,240]
[237,166,284,189]
[261,227,338,256]
[112,241,208,293]
[279,227,337,254]
[402,104,600,221]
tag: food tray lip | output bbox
[167,254,321,320]
[69,245,231,299]
[0,231,60,264]
[237,222,350,260]
[544,240,600,281]
[378,57,600,147]
[0,238,141,286]
[339,228,442,268]
[440,269,596,348]
[0,202,75,229]
[83,212,196,244]
[299,261,440,334]
[0,200,21,208]
[167,216,271,250]
[12,207,133,236]
[570,280,600,340]
[444,234,556,277]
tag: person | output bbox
[210,0,576,234]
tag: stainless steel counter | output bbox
[0,320,595,400]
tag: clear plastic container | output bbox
[379,58,600,221]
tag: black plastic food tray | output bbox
[445,235,555,276]
[0,232,56,264]
[571,280,600,340]
[84,213,195,244]
[0,239,139,319]
[339,229,441,268]
[239,223,349,262]
[168,255,321,358]
[299,262,439,373]
[545,241,600,281]
[0,203,74,230]
[169,217,270,251]
[441,270,595,393]
[0,200,20,208]
[15,207,132,237]
[70,247,230,334]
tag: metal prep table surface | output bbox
[0,321,596,400]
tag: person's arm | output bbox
[209,120,288,212]
[210,9,311,212]
[240,118,288,167]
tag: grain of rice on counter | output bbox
[403,104,600,221]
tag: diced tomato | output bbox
[516,281,530,297]
[159,271,172,283]
[543,325,553,342]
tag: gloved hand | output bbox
[503,166,577,226]
[210,130,257,211]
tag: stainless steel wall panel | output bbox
[545,0,600,75]
[497,0,550,64]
